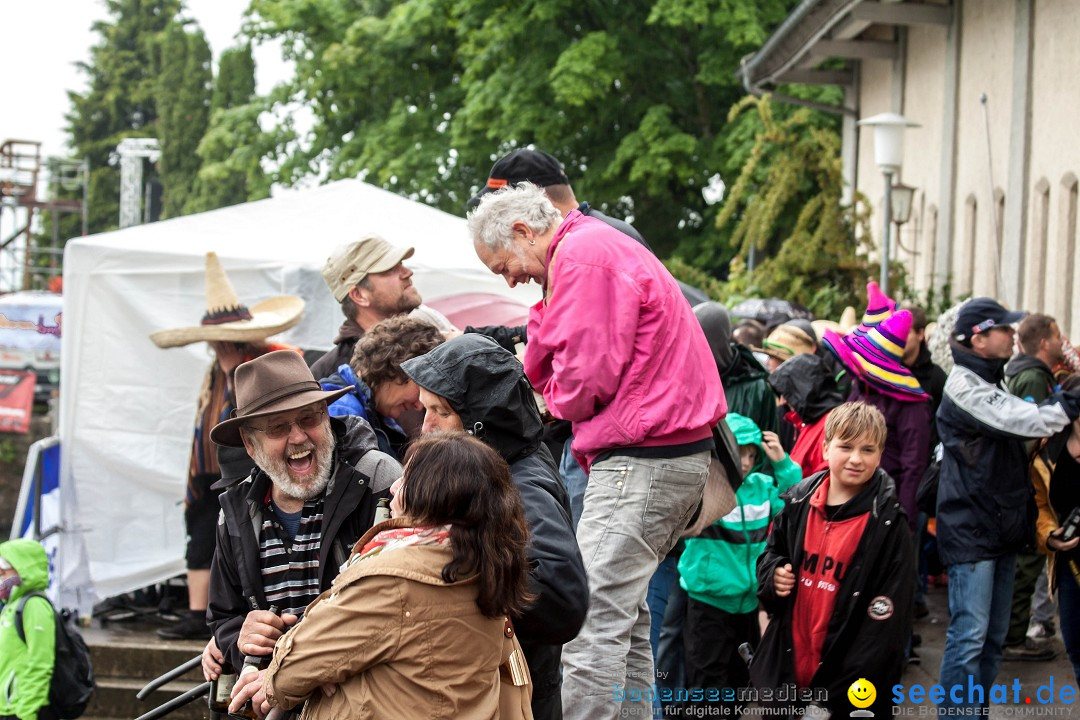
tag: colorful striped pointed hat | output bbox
[854,281,899,335]
[823,309,928,402]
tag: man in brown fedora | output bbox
[151,252,305,640]
[310,234,456,381]
[203,350,401,676]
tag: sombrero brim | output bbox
[823,329,927,402]
[209,384,353,447]
[812,320,845,338]
[751,345,790,362]
[150,296,305,349]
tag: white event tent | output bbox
[57,179,539,610]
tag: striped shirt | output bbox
[258,495,325,618]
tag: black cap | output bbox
[953,297,1027,341]
[467,149,570,208]
[210,444,256,491]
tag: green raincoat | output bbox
[0,539,54,720]
[679,413,802,614]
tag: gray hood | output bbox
[694,301,734,372]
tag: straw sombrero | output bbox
[753,324,816,363]
[150,252,305,349]
[823,309,928,402]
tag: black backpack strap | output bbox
[14,591,52,644]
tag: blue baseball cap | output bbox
[953,298,1027,342]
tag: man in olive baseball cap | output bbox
[309,234,422,381]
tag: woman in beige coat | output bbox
[230,432,534,718]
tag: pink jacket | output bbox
[524,211,726,471]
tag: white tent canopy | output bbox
[58,179,538,608]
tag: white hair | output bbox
[467,183,562,251]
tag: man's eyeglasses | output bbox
[248,407,326,439]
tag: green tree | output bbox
[187,45,272,213]
[62,0,182,235]
[156,20,212,219]
[246,0,797,257]
[713,94,875,319]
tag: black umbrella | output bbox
[730,298,813,324]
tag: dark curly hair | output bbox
[352,316,444,390]
[401,432,534,618]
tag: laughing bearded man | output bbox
[204,349,401,674]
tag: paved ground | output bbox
[899,585,1077,719]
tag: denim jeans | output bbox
[938,554,1017,711]
[561,450,710,720]
[560,438,589,530]
[1056,559,1080,683]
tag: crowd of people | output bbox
[5,147,1080,720]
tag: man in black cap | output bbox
[936,298,1080,712]
[469,148,653,253]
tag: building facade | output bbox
[740,0,1080,337]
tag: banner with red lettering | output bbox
[0,370,36,433]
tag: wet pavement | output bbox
[899,585,1077,719]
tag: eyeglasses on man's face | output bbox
[248,406,327,440]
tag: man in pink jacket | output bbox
[470,183,726,720]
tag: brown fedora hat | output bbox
[210,350,353,447]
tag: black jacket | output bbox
[308,318,364,382]
[753,470,913,716]
[936,342,1080,565]
[207,416,398,670]
[401,335,589,720]
[768,353,845,425]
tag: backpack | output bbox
[14,591,95,719]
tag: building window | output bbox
[1059,173,1078,334]
[1026,178,1050,312]
[960,194,977,296]
[991,187,1005,298]
[924,204,938,292]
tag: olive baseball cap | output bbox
[322,234,415,302]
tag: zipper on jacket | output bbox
[3,671,15,705]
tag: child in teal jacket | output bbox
[0,539,55,720]
[679,412,801,697]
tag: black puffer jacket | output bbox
[753,470,913,717]
[207,416,400,671]
[768,353,845,425]
[402,335,589,720]
[936,341,1080,565]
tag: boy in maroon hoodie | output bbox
[752,402,914,717]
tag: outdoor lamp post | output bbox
[858,112,919,296]
[890,182,916,255]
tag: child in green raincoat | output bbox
[678,412,801,699]
[0,539,55,720]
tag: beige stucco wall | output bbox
[1029,0,1080,336]
[899,25,948,294]
[846,0,1080,335]
[854,57,895,275]
[952,0,1014,300]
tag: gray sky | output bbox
[0,0,293,277]
[1,0,290,160]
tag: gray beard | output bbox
[252,425,336,501]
